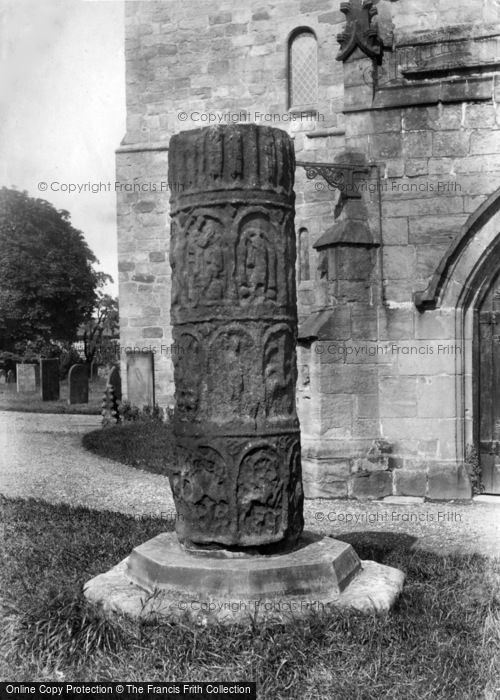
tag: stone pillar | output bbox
[168,124,303,551]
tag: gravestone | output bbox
[68,364,89,404]
[6,369,15,384]
[108,365,122,401]
[84,125,405,623]
[90,362,99,382]
[16,364,36,393]
[126,351,154,408]
[40,358,60,401]
[0,370,6,384]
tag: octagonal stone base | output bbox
[84,532,405,623]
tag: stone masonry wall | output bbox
[118,0,500,499]
[117,0,349,409]
[330,0,500,500]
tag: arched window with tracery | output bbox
[288,29,318,109]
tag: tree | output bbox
[0,187,103,353]
[82,291,119,365]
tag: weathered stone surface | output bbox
[132,273,155,283]
[394,470,427,497]
[168,124,303,550]
[427,463,471,500]
[84,533,405,623]
[127,532,360,597]
[68,364,89,404]
[16,364,37,393]
[126,351,155,408]
[352,439,393,473]
[336,0,382,62]
[380,376,417,418]
[433,131,470,157]
[40,359,59,401]
[402,131,432,158]
[383,495,424,504]
[149,251,165,262]
[351,471,393,499]
[303,481,348,499]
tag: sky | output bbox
[1,0,126,294]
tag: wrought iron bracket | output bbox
[296,160,370,199]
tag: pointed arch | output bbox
[414,187,500,311]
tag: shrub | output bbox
[118,401,168,423]
[465,444,484,495]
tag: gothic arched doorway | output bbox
[475,273,500,494]
[415,187,500,496]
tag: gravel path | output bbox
[1,411,498,557]
[0,411,176,517]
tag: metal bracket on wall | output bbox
[296,161,370,199]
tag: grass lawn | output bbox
[0,379,105,415]
[1,495,499,698]
[82,421,174,473]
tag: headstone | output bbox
[168,123,303,550]
[40,358,60,401]
[0,370,6,384]
[68,364,89,404]
[107,366,122,401]
[126,351,154,407]
[6,369,15,384]
[16,364,36,393]
[90,362,99,381]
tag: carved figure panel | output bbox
[208,327,258,423]
[171,444,231,541]
[236,446,282,539]
[236,215,278,304]
[263,325,296,418]
[190,218,225,303]
[174,333,203,418]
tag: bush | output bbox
[465,444,484,495]
[118,401,169,423]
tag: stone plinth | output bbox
[168,124,303,551]
[84,532,405,623]
[126,532,360,597]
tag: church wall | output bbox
[117,0,500,499]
